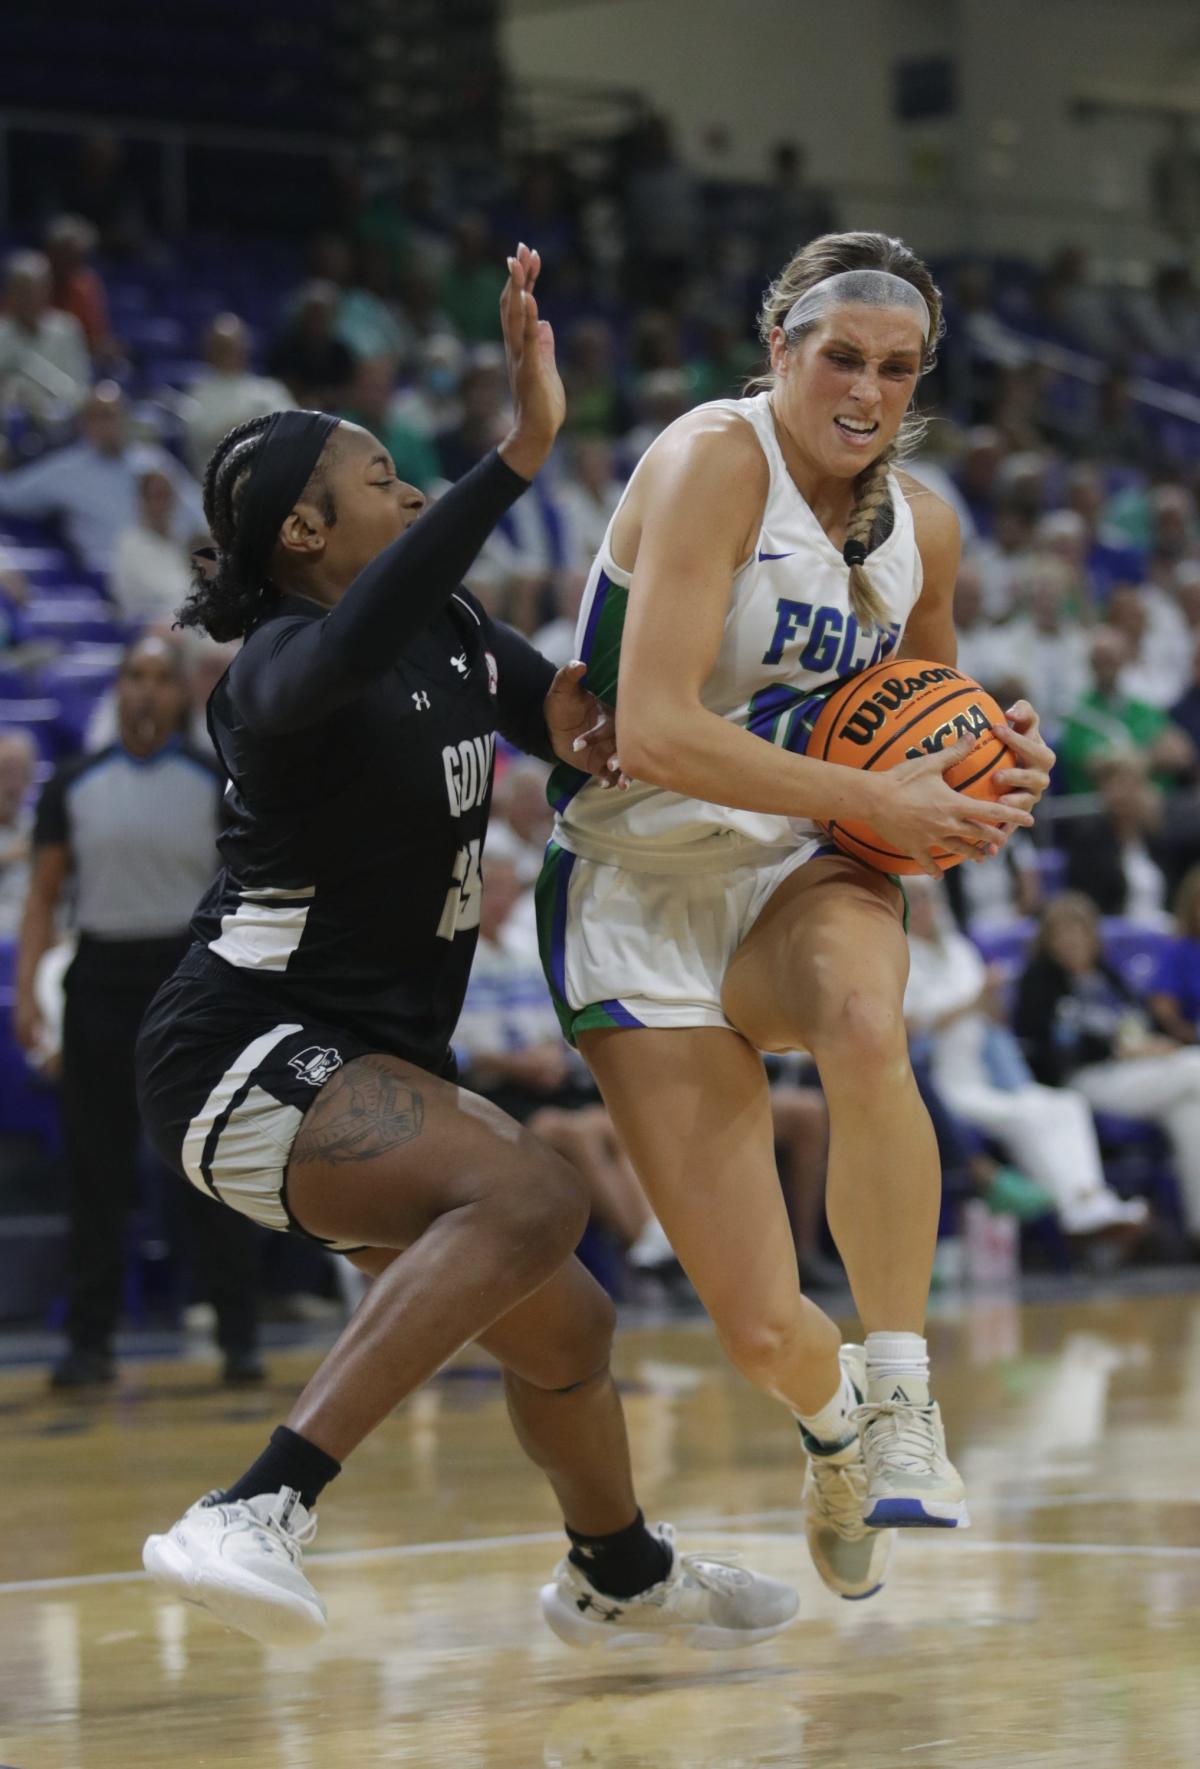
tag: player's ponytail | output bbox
[178,416,277,642]
[842,449,896,629]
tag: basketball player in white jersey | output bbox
[536,233,1054,1598]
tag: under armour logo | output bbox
[450,652,469,676]
[576,1594,623,1621]
[412,691,431,710]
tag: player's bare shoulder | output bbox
[894,468,961,589]
[616,405,769,568]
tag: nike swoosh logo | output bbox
[758,551,795,561]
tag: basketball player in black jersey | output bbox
[137,247,796,1651]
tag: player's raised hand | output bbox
[498,243,565,481]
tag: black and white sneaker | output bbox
[540,1523,798,1651]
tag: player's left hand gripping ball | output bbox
[546,659,629,790]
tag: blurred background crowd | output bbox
[3,52,1200,1380]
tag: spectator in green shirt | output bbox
[438,214,506,344]
[1059,626,1194,793]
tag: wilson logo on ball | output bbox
[808,658,1016,877]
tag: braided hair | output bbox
[177,415,338,642]
[749,231,944,630]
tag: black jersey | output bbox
[184,450,557,1069]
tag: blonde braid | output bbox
[842,445,896,629]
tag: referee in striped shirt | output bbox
[14,636,263,1388]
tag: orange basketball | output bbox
[807,659,1013,875]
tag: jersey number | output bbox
[437,840,482,940]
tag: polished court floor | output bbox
[3,1285,1200,1768]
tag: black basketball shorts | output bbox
[138,966,389,1254]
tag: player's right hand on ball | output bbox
[498,243,565,480]
[866,735,1035,878]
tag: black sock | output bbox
[566,1509,673,1600]
[220,1425,342,1511]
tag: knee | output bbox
[525,1284,618,1392]
[808,988,908,1082]
[493,1141,590,1276]
[716,1305,826,1393]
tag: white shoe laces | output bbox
[808,1456,869,1537]
[851,1400,940,1473]
[643,1524,752,1600]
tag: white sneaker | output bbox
[540,1522,798,1651]
[143,1488,326,1645]
[802,1346,894,1599]
[854,1386,970,1529]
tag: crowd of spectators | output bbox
[3,118,1200,1355]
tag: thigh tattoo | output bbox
[291,1056,425,1165]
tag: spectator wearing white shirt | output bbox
[183,315,293,478]
[1105,581,1191,712]
[904,881,1147,1240]
[0,251,91,436]
[557,438,626,573]
[0,383,204,576]
[953,556,1016,693]
[109,470,197,625]
[1001,554,1092,739]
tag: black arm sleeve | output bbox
[487,619,557,764]
[231,449,530,735]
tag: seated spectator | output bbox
[1105,582,1190,711]
[945,828,1041,931]
[972,496,1037,620]
[491,759,554,895]
[1015,893,1200,1249]
[267,281,355,409]
[557,436,626,573]
[0,382,204,577]
[309,234,411,364]
[43,215,114,360]
[1001,553,1091,737]
[1170,634,1200,758]
[1058,626,1194,794]
[0,250,91,442]
[1062,754,1174,924]
[437,212,506,344]
[339,356,440,492]
[438,348,511,481]
[561,320,626,440]
[390,333,466,440]
[110,470,197,625]
[953,555,1016,692]
[184,314,293,478]
[0,728,36,936]
[1149,865,1200,1044]
[905,882,1146,1241]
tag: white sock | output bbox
[865,1331,930,1405]
[795,1367,858,1453]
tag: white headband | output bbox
[781,269,931,343]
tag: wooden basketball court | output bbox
[4,1285,1199,1768]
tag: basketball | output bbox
[807,659,1013,875]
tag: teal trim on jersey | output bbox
[546,571,629,816]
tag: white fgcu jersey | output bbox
[548,390,925,870]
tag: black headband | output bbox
[234,409,342,577]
